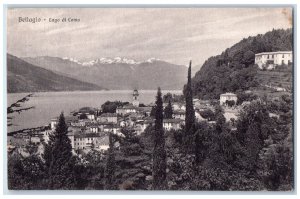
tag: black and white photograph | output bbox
[5,5,294,192]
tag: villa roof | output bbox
[255,51,292,56]
[163,118,183,123]
[173,110,185,114]
[220,92,237,96]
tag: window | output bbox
[282,54,284,58]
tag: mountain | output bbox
[7,54,104,93]
[191,28,293,99]
[191,64,202,76]
[23,56,188,90]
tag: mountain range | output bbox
[23,56,188,90]
[7,54,103,93]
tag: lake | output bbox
[7,90,182,133]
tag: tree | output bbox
[152,87,167,190]
[79,113,88,119]
[199,109,215,121]
[150,106,157,117]
[242,50,255,66]
[105,133,116,190]
[163,92,173,103]
[101,101,129,113]
[47,112,75,189]
[120,128,142,156]
[225,100,235,107]
[7,93,34,126]
[8,153,46,190]
[184,60,195,149]
[164,100,173,119]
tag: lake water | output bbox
[7,90,182,133]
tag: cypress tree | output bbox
[184,61,195,149]
[164,100,173,119]
[48,112,75,189]
[152,87,167,190]
[105,133,116,190]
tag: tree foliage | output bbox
[46,112,75,189]
[152,87,167,190]
[7,93,35,126]
[164,100,173,119]
[184,61,196,150]
[101,101,129,113]
[105,133,116,190]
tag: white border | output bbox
[0,0,299,199]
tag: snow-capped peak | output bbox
[62,56,161,66]
[62,57,83,65]
[93,57,142,65]
[145,58,161,63]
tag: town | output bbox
[8,48,293,157]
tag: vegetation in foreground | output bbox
[8,60,293,191]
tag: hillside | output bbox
[7,54,103,93]
[191,28,293,99]
[23,56,188,90]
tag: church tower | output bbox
[132,89,139,107]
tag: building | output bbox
[163,119,183,131]
[86,113,95,120]
[223,108,238,122]
[73,132,100,150]
[30,135,41,145]
[132,89,139,107]
[103,124,121,135]
[89,125,99,133]
[116,105,137,116]
[51,115,78,130]
[97,113,118,123]
[136,106,152,117]
[172,103,186,111]
[50,118,58,130]
[173,110,185,120]
[41,129,53,143]
[220,93,237,106]
[255,51,293,70]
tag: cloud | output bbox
[7,7,292,66]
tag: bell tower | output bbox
[132,89,139,107]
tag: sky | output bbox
[7,7,292,66]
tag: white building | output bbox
[173,110,185,120]
[255,51,293,70]
[97,113,118,123]
[86,113,95,120]
[163,119,183,131]
[41,130,53,143]
[116,105,137,116]
[220,93,237,106]
[50,118,58,130]
[223,108,238,122]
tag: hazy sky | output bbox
[7,7,292,66]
